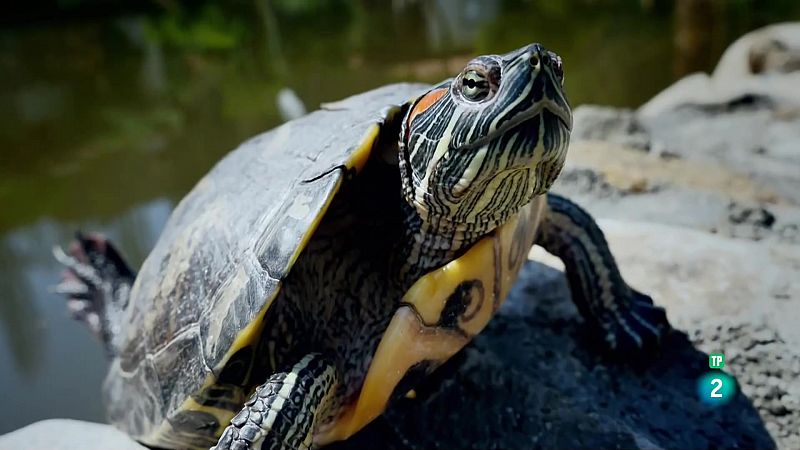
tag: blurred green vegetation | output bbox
[144,4,247,51]
[1,0,799,233]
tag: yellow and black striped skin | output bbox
[536,194,670,353]
[399,44,571,235]
[211,354,337,450]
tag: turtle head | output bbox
[399,43,571,226]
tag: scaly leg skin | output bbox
[211,353,338,450]
[53,232,135,355]
[536,193,671,354]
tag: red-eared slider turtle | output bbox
[54,43,670,450]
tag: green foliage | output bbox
[272,0,354,17]
[99,106,185,152]
[2,0,800,232]
[144,4,246,51]
[725,0,800,28]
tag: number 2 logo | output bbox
[698,371,734,405]
[710,378,723,398]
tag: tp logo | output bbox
[698,352,736,406]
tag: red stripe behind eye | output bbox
[407,88,448,127]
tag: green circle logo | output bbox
[697,371,736,406]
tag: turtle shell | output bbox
[103,81,547,449]
[104,83,429,448]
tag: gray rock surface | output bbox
[0,419,145,450]
[713,22,800,89]
[641,22,800,118]
[571,105,650,150]
[577,22,800,207]
[582,23,800,229]
[598,218,799,450]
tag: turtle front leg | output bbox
[53,232,136,355]
[211,353,338,450]
[536,193,671,353]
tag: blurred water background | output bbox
[1,0,799,434]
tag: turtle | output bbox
[54,43,670,450]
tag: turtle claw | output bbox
[53,275,90,298]
[600,289,671,357]
[52,233,136,349]
[53,245,101,286]
[56,267,101,333]
[66,298,104,336]
[53,243,109,340]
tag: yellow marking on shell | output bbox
[346,124,380,173]
[314,197,547,445]
[224,289,281,368]
[286,123,380,270]
[147,288,281,447]
[405,390,417,399]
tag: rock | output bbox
[597,220,799,341]
[550,140,800,242]
[596,220,800,450]
[714,22,800,82]
[558,140,778,203]
[571,105,650,150]
[640,23,800,118]
[724,201,777,241]
[569,23,800,207]
[637,96,800,206]
[0,419,145,450]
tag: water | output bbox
[1,0,798,435]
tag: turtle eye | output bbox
[461,69,490,102]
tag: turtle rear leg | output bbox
[536,193,671,354]
[211,353,338,450]
[53,232,135,354]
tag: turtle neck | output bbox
[393,199,504,286]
